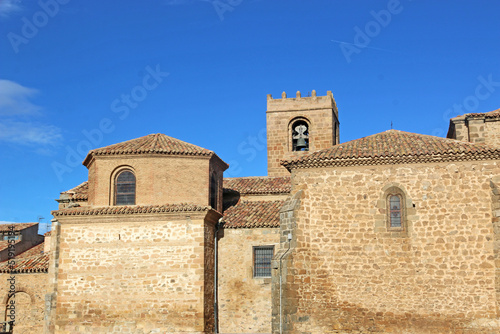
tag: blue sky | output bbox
[0,0,499,232]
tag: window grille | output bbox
[254,246,274,277]
[115,170,136,205]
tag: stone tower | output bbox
[266,90,340,177]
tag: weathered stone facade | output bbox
[48,210,219,333]
[218,227,279,333]
[274,157,500,332]
[448,108,500,147]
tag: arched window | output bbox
[5,292,32,331]
[291,120,309,151]
[115,170,136,205]
[389,195,402,228]
[385,188,406,231]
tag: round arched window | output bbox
[115,170,136,205]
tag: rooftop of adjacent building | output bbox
[0,223,48,274]
[0,222,37,232]
[282,129,500,170]
[450,108,500,120]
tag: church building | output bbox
[1,91,500,334]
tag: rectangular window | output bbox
[2,235,19,241]
[253,246,274,278]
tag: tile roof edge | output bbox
[282,151,500,170]
[52,204,212,217]
[450,108,500,120]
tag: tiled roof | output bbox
[223,176,291,195]
[44,231,52,236]
[0,253,49,273]
[53,203,211,217]
[62,181,88,201]
[282,130,500,170]
[15,242,45,259]
[0,222,37,232]
[83,133,228,168]
[451,108,500,120]
[223,200,283,228]
[0,240,22,252]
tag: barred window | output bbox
[115,170,136,205]
[253,246,274,278]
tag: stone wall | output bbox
[266,91,339,177]
[448,116,500,148]
[484,120,500,147]
[0,273,48,334]
[277,160,500,333]
[49,211,218,333]
[218,227,279,333]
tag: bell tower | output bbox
[266,90,340,176]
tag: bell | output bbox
[296,137,307,148]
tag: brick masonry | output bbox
[86,155,225,212]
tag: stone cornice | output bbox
[52,204,213,217]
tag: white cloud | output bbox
[0,79,63,147]
[0,0,22,18]
[0,120,62,146]
[0,221,22,225]
[0,80,41,116]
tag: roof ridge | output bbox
[451,107,500,120]
[82,133,225,166]
[282,130,500,170]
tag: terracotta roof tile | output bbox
[52,203,211,217]
[83,133,228,168]
[223,200,283,228]
[44,231,52,236]
[15,242,45,259]
[452,108,500,120]
[223,176,291,195]
[0,253,49,273]
[282,129,500,170]
[62,181,88,201]
[0,240,22,252]
[0,223,37,232]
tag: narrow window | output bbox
[210,173,217,210]
[253,246,274,277]
[389,195,402,228]
[115,170,136,205]
[292,120,309,151]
